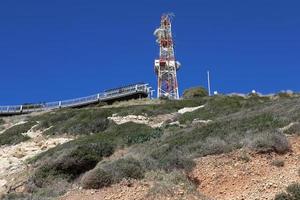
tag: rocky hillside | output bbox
[1,92,300,200]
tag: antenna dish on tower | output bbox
[153,14,180,99]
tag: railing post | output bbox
[97,93,100,101]
[59,101,62,109]
[20,105,23,113]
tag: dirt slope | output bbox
[191,136,300,200]
[60,136,300,200]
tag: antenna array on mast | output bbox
[154,13,180,99]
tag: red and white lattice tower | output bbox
[154,14,180,99]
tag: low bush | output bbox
[33,109,111,136]
[0,121,36,146]
[31,141,115,188]
[107,122,163,146]
[81,157,144,189]
[104,157,145,181]
[179,95,271,123]
[81,168,113,189]
[271,159,285,167]
[146,146,195,172]
[30,122,160,191]
[275,183,300,200]
[0,118,4,125]
[52,143,114,178]
[146,170,200,199]
[1,193,29,200]
[201,137,232,155]
[238,151,251,162]
[183,87,208,99]
[247,131,290,154]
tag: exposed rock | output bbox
[108,105,205,128]
[108,113,177,128]
[0,127,72,196]
[192,119,212,125]
[178,105,205,114]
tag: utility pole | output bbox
[207,70,211,96]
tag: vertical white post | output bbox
[59,101,62,108]
[97,93,100,101]
[207,70,211,96]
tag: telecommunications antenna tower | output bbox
[154,13,180,99]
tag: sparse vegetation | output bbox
[179,95,272,123]
[0,121,36,146]
[275,183,300,200]
[5,93,300,199]
[183,86,208,99]
[81,157,144,189]
[238,151,251,162]
[30,140,114,188]
[81,167,113,189]
[29,122,161,193]
[271,159,285,167]
[146,170,201,199]
[115,99,206,117]
[247,131,290,154]
[32,108,112,136]
[0,118,4,125]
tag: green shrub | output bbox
[31,141,115,187]
[108,122,163,146]
[0,121,36,146]
[81,157,144,189]
[179,95,271,123]
[238,151,251,162]
[105,157,145,181]
[81,168,113,189]
[275,183,300,200]
[183,87,208,99]
[271,159,285,167]
[248,131,290,154]
[147,146,195,172]
[201,137,232,155]
[52,143,114,178]
[30,122,160,191]
[89,122,164,148]
[1,193,29,200]
[146,170,199,198]
[33,109,111,136]
[275,193,291,200]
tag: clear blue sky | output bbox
[0,0,299,105]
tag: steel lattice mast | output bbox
[154,14,180,99]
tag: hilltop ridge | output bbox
[0,89,300,200]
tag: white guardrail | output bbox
[0,83,150,115]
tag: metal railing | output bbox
[0,83,150,115]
